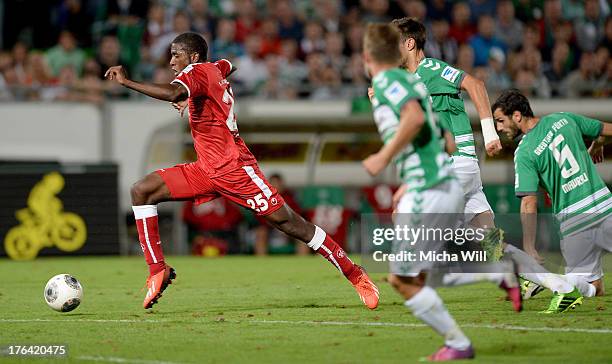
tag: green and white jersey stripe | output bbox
[514,112,611,236]
[371,67,453,192]
[415,57,476,159]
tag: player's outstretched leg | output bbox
[388,273,475,361]
[264,204,379,309]
[131,172,176,309]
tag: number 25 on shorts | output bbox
[246,193,268,213]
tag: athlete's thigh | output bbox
[561,228,602,279]
[156,163,218,203]
[211,164,285,216]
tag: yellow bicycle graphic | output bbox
[4,172,87,260]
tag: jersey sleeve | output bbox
[213,59,233,78]
[565,112,603,139]
[514,149,539,196]
[171,64,208,98]
[435,60,464,90]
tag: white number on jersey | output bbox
[549,134,580,179]
[222,86,238,132]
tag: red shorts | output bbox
[156,163,285,216]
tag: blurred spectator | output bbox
[279,39,307,91]
[25,52,53,92]
[307,52,343,100]
[539,0,563,50]
[151,11,192,62]
[426,19,458,64]
[300,21,325,55]
[183,198,243,255]
[456,44,475,75]
[314,0,341,33]
[53,0,94,47]
[561,0,585,21]
[575,0,606,52]
[234,34,266,95]
[107,0,149,26]
[212,19,244,61]
[562,52,598,98]
[324,32,347,72]
[345,23,365,54]
[427,0,453,20]
[398,0,427,22]
[449,2,477,44]
[544,42,572,96]
[144,3,169,47]
[522,50,552,98]
[469,0,498,21]
[275,0,304,40]
[469,15,507,66]
[188,0,211,35]
[361,0,391,23]
[235,0,261,43]
[254,173,307,255]
[602,16,612,52]
[45,31,85,77]
[96,36,123,79]
[259,19,282,57]
[485,47,511,94]
[12,42,29,84]
[495,0,524,51]
[344,53,369,97]
[594,45,610,78]
[259,54,298,99]
[514,68,540,97]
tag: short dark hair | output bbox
[172,32,208,62]
[492,89,534,118]
[391,17,426,50]
[364,23,402,64]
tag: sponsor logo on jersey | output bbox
[384,81,408,105]
[271,197,278,206]
[337,249,345,258]
[441,66,460,83]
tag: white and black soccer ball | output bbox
[44,274,83,312]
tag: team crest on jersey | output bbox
[384,81,408,105]
[271,197,278,206]
[441,66,460,83]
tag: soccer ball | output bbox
[44,274,83,312]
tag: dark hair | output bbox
[491,89,534,117]
[172,32,208,62]
[363,23,402,64]
[391,17,426,50]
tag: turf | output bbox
[1,255,611,364]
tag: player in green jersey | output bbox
[493,89,612,313]
[386,18,597,306]
[362,23,521,361]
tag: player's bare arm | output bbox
[588,122,612,164]
[460,74,502,157]
[520,194,543,263]
[363,99,424,176]
[105,65,188,103]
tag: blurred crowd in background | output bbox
[0,0,611,103]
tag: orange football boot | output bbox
[143,266,176,309]
[351,266,380,309]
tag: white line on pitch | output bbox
[77,355,183,364]
[3,318,611,335]
[247,319,612,334]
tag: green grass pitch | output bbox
[1,255,612,363]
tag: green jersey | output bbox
[415,58,475,159]
[514,112,611,236]
[371,67,453,192]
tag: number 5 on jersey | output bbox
[247,193,268,213]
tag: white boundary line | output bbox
[78,355,182,364]
[246,319,612,335]
[2,318,611,334]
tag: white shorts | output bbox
[561,214,612,282]
[451,156,493,218]
[391,179,465,277]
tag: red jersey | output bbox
[172,59,257,177]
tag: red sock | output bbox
[308,226,359,284]
[133,205,165,275]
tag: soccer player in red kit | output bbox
[105,32,379,310]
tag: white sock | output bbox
[306,225,326,251]
[563,274,597,297]
[442,272,503,286]
[504,244,574,294]
[404,286,471,350]
[132,205,158,219]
